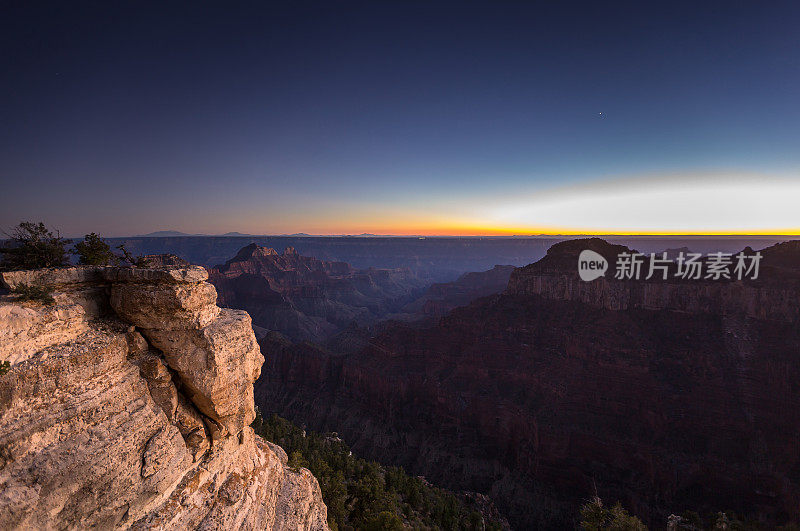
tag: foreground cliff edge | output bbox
[0,264,329,530]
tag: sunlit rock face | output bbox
[255,238,800,529]
[0,264,328,530]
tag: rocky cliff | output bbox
[394,264,516,321]
[209,244,426,342]
[0,264,328,530]
[254,238,800,529]
[508,237,800,322]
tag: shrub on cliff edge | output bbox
[253,411,506,531]
[10,283,56,305]
[73,232,118,265]
[580,496,647,530]
[0,221,70,271]
[116,244,151,267]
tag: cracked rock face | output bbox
[143,308,263,436]
[0,264,328,530]
[110,281,220,330]
[105,267,264,437]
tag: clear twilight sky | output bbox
[1,1,799,236]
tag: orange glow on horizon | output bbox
[286,223,800,237]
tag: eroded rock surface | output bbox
[255,238,800,529]
[0,265,327,530]
[208,244,427,342]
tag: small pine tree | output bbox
[73,233,117,265]
[10,283,55,305]
[581,496,610,530]
[0,222,70,271]
[714,512,731,530]
[580,496,648,531]
[116,244,151,267]
[362,511,404,531]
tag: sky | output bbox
[1,1,799,236]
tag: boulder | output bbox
[110,282,219,330]
[143,308,263,436]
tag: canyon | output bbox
[104,236,556,281]
[7,236,798,529]
[104,235,786,282]
[254,237,800,529]
[0,263,328,529]
[208,244,428,342]
[393,264,516,321]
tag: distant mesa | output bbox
[137,230,201,237]
[220,231,257,237]
[137,230,261,238]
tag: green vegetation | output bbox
[580,497,798,531]
[116,244,151,267]
[666,510,799,530]
[580,497,646,530]
[73,232,117,265]
[0,222,150,269]
[0,221,70,271]
[0,360,9,376]
[253,411,505,531]
[10,283,55,305]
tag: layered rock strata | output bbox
[508,237,800,322]
[208,244,427,342]
[255,238,800,529]
[0,264,328,530]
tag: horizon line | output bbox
[102,232,800,239]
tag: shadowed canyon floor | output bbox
[253,237,800,529]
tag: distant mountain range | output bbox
[136,230,262,237]
[130,230,794,239]
[135,231,400,238]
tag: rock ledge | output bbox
[0,264,328,530]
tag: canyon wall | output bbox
[105,236,558,280]
[394,264,515,320]
[0,264,328,530]
[255,238,800,529]
[508,237,800,322]
[209,244,426,342]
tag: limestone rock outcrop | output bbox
[105,265,262,438]
[0,264,328,530]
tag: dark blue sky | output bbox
[1,1,799,235]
